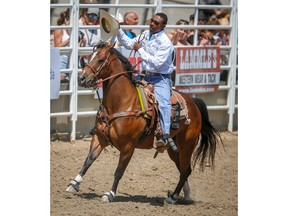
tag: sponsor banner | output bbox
[175,72,220,86]
[50,48,61,99]
[175,46,220,94]
[176,85,219,94]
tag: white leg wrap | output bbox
[164,197,176,204]
[102,191,115,202]
[75,174,83,183]
[183,181,191,200]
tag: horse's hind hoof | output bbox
[164,191,178,205]
[101,191,115,203]
[163,197,177,205]
[182,199,193,205]
[101,195,110,203]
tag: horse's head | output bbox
[78,41,115,88]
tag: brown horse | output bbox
[66,41,222,204]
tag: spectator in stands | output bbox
[167,19,192,46]
[214,8,230,45]
[215,8,230,25]
[121,11,139,39]
[53,8,70,82]
[186,14,196,45]
[189,10,208,25]
[187,10,208,45]
[200,0,222,19]
[198,16,221,46]
[79,7,101,68]
[79,7,101,47]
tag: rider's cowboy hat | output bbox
[99,9,119,42]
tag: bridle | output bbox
[84,48,113,78]
[83,46,131,89]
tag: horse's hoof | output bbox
[65,179,80,193]
[163,197,177,205]
[101,191,115,203]
[183,198,193,205]
[101,195,110,202]
[65,184,78,193]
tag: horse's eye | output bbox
[98,59,105,64]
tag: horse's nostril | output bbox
[78,75,84,81]
[78,75,85,85]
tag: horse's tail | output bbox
[192,97,223,171]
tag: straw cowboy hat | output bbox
[99,9,120,42]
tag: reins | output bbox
[95,71,129,85]
[86,45,143,115]
[87,46,146,147]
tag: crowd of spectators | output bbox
[50,2,232,83]
[53,8,70,82]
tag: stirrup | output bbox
[153,137,169,153]
[155,138,167,148]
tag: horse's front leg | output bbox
[66,135,103,193]
[101,143,135,202]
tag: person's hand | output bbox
[133,42,141,51]
[176,29,188,40]
[177,31,188,41]
[78,38,86,47]
[199,38,208,46]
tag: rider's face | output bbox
[149,15,165,34]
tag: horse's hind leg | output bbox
[164,163,192,204]
[164,135,197,204]
[66,135,103,193]
[183,180,193,204]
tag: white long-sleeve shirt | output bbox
[117,29,174,74]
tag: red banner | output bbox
[175,46,221,94]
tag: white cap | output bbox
[87,7,99,15]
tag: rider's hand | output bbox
[133,42,141,51]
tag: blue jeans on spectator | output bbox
[60,55,69,81]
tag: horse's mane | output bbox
[95,41,134,73]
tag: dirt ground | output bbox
[50,131,238,216]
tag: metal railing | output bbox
[50,0,238,140]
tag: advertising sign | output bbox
[175,46,220,94]
[50,48,61,99]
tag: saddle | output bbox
[135,79,191,137]
[91,79,191,151]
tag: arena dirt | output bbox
[50,131,238,216]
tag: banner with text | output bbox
[50,48,61,99]
[175,46,220,94]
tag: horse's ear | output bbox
[108,41,116,49]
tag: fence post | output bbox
[228,0,238,132]
[70,0,80,141]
